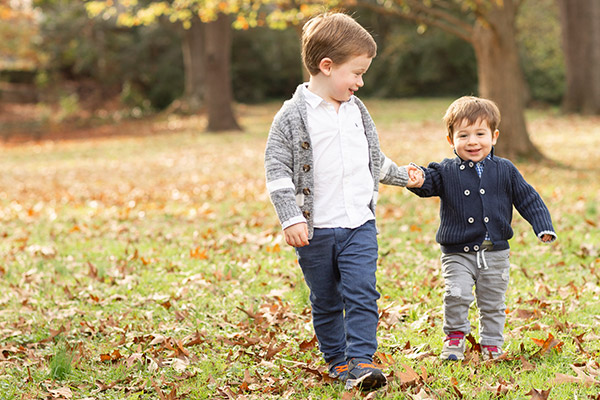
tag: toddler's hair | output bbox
[443,96,501,136]
[302,12,376,76]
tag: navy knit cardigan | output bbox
[409,152,556,254]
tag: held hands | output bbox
[284,222,309,247]
[406,163,425,188]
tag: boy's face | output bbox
[322,53,372,104]
[447,118,499,162]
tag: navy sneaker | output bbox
[346,358,387,390]
[328,361,349,382]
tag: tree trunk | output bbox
[471,1,543,160]
[180,16,205,113]
[557,0,600,114]
[205,13,241,132]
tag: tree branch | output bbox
[356,0,473,43]
[402,0,474,35]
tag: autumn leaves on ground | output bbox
[1,99,599,399]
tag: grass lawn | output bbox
[0,98,599,399]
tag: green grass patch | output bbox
[0,100,599,398]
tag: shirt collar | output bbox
[302,83,355,109]
[477,153,492,166]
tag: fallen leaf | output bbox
[526,388,551,400]
[520,356,536,371]
[299,335,318,351]
[531,333,563,357]
[47,386,73,399]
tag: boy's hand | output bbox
[284,222,309,247]
[406,163,424,188]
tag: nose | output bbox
[357,76,364,87]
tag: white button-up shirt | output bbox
[303,85,375,228]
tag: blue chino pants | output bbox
[296,220,380,365]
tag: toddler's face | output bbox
[448,118,499,162]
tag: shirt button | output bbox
[469,162,474,167]
[302,210,311,218]
[464,189,470,196]
[303,188,311,195]
[468,217,474,223]
[464,246,470,252]
[460,165,465,170]
[301,141,310,149]
[484,217,489,223]
[480,188,486,194]
[474,245,480,251]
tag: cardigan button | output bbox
[480,188,486,195]
[473,245,480,251]
[303,188,311,195]
[484,217,489,223]
[302,210,311,218]
[303,164,311,172]
[301,141,310,149]
[463,246,470,252]
[469,162,474,167]
[468,217,474,224]
[464,189,470,196]
[460,165,465,170]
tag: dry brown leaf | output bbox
[520,356,536,371]
[47,386,73,399]
[397,363,421,386]
[526,388,551,400]
[299,335,318,351]
[531,333,563,357]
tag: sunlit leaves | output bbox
[84,0,339,30]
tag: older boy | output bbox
[265,13,422,389]
[409,96,556,361]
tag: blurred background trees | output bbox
[0,0,596,155]
[557,0,600,115]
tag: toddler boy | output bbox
[409,96,556,360]
[265,13,422,389]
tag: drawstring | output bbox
[477,248,489,270]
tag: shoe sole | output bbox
[357,373,387,390]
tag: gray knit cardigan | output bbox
[265,84,409,239]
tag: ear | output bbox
[318,57,334,76]
[492,129,499,145]
[446,135,454,147]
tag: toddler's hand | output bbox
[541,234,555,243]
[284,222,309,247]
[406,163,424,188]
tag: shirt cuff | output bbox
[282,215,307,231]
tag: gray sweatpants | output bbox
[440,249,511,347]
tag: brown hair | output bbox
[301,12,377,76]
[443,96,501,138]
